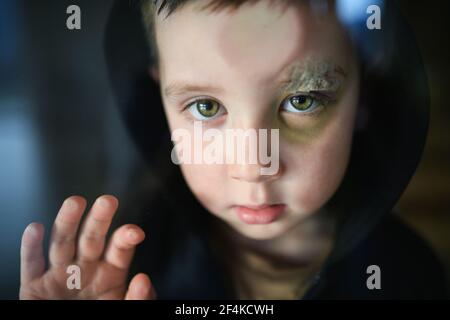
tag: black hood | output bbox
[104,0,430,298]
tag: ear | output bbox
[149,65,160,83]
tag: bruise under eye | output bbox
[280,93,339,143]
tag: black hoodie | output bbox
[104,0,448,299]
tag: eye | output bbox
[280,94,321,114]
[186,98,225,120]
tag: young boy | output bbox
[19,0,447,299]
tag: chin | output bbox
[232,220,290,241]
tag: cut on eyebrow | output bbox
[278,60,348,93]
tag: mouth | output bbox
[233,204,286,225]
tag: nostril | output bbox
[229,163,261,182]
[229,162,282,182]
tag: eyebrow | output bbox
[279,60,348,93]
[163,60,347,99]
[164,83,224,99]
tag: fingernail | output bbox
[25,224,37,236]
[96,197,110,208]
[128,229,138,240]
[63,198,78,211]
[136,280,149,297]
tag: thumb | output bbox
[125,273,156,300]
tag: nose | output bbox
[228,161,282,183]
[226,109,282,182]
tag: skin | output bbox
[20,195,156,299]
[19,0,360,299]
[154,0,359,266]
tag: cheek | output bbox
[281,104,357,214]
[179,163,227,215]
[288,133,352,213]
[281,70,359,214]
[163,109,226,216]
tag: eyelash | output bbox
[180,91,334,122]
[181,96,227,124]
[280,91,334,117]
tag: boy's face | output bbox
[153,0,359,240]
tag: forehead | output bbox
[154,0,349,90]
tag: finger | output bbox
[125,273,155,300]
[104,224,145,270]
[49,196,86,267]
[77,195,118,263]
[21,223,45,284]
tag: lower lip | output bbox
[235,204,286,225]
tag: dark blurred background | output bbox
[0,0,449,299]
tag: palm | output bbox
[20,195,155,300]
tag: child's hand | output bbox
[19,195,156,300]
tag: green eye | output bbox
[281,94,320,114]
[197,99,219,117]
[290,95,314,111]
[188,99,224,120]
